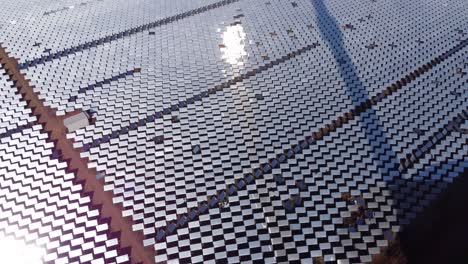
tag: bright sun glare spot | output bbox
[0,234,45,264]
[220,24,246,67]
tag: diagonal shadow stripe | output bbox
[81,42,321,151]
[279,112,467,260]
[146,38,468,243]
[43,0,104,16]
[282,111,467,211]
[68,68,140,102]
[18,0,240,70]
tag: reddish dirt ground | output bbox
[0,44,155,264]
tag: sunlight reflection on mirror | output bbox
[0,233,45,264]
[220,24,246,68]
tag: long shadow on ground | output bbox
[309,0,468,263]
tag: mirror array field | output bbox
[0,0,467,263]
